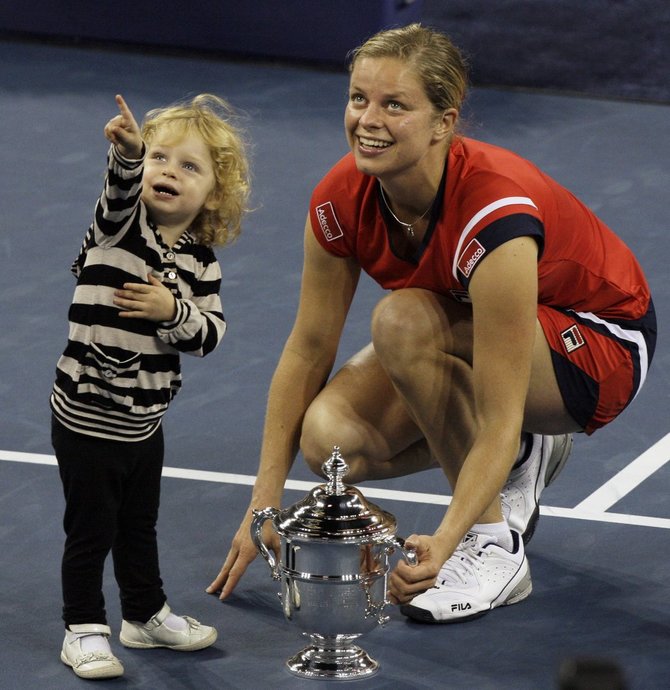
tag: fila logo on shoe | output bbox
[450,602,472,612]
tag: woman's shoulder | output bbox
[455,138,565,192]
[312,153,374,210]
[315,152,362,188]
[453,136,529,167]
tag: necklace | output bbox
[379,185,434,238]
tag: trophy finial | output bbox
[322,445,348,496]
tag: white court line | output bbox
[2,448,670,531]
[574,432,670,512]
[0,450,57,466]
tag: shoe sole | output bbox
[400,558,533,624]
[119,630,217,652]
[400,604,489,624]
[522,434,573,545]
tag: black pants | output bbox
[51,416,167,626]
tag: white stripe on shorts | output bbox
[571,310,649,400]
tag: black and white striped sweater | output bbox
[51,146,226,441]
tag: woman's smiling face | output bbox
[345,56,446,182]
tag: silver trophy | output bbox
[251,446,417,680]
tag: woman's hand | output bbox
[388,533,450,605]
[206,508,280,600]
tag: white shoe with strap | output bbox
[61,623,124,679]
[120,602,217,651]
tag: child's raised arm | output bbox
[103,94,143,159]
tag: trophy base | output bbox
[286,634,379,680]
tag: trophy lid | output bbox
[274,447,397,542]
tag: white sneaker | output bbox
[61,624,124,679]
[502,433,573,544]
[120,603,217,651]
[400,531,532,623]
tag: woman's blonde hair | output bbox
[348,23,469,115]
[142,94,251,247]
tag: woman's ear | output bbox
[435,108,458,141]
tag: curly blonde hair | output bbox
[142,94,251,247]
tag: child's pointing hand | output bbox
[104,94,143,159]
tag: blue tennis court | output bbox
[1,13,668,689]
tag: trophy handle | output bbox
[361,535,419,625]
[251,507,281,580]
[386,535,419,567]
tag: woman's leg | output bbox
[301,288,578,507]
[300,342,437,483]
[370,289,479,490]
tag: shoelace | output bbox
[435,533,497,587]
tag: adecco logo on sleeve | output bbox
[457,238,486,278]
[315,202,344,242]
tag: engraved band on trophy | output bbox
[251,446,417,680]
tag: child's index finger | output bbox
[114,94,133,120]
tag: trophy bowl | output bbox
[251,446,417,680]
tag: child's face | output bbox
[142,127,216,231]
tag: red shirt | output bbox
[309,137,650,322]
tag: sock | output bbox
[68,631,112,654]
[470,520,514,552]
[163,612,188,631]
[512,432,534,470]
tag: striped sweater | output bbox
[51,146,226,441]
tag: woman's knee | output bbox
[371,290,429,361]
[301,399,350,475]
[301,397,378,480]
[372,289,472,368]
